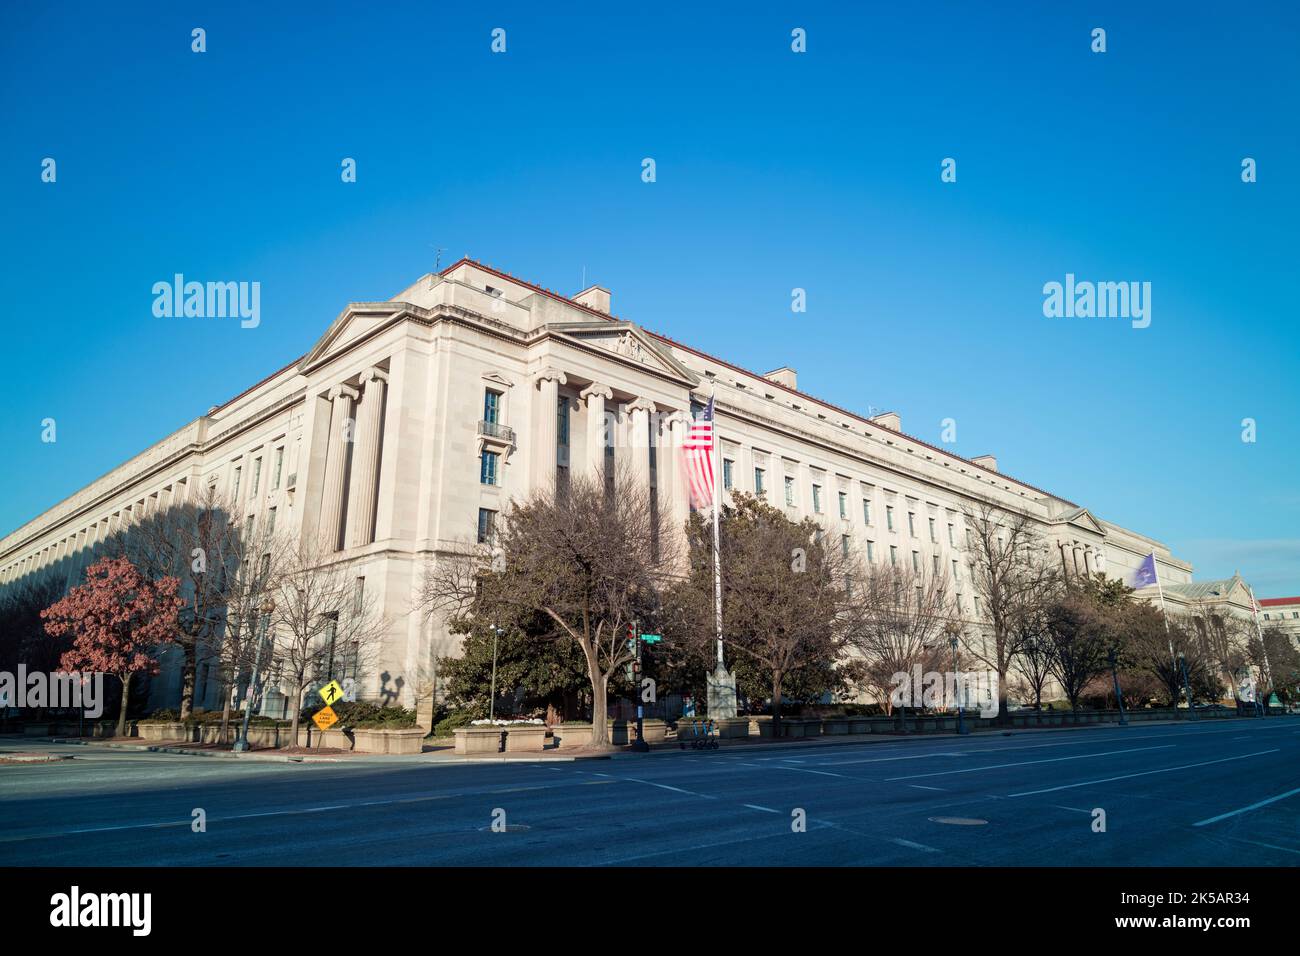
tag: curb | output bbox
[48,738,346,763]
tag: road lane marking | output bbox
[773,766,851,779]
[909,785,947,792]
[1192,785,1300,827]
[890,837,940,853]
[743,804,779,813]
[1008,749,1281,797]
[885,745,1176,781]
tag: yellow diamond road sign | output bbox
[319,680,344,706]
[313,706,338,731]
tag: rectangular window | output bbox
[889,545,898,566]
[557,395,570,447]
[245,515,254,538]
[477,508,497,544]
[912,550,920,572]
[908,512,916,537]
[480,451,500,486]
[886,505,895,531]
[928,517,936,542]
[723,458,734,491]
[948,523,955,547]
[784,475,796,506]
[932,554,940,575]
[812,485,823,513]
[952,558,960,582]
[483,389,501,424]
[863,499,872,524]
[267,507,276,534]
[273,447,284,490]
[754,467,766,497]
[252,457,262,495]
[867,540,875,562]
[841,534,850,559]
[838,491,848,519]
[232,466,241,500]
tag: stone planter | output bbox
[454,726,504,755]
[22,723,53,736]
[801,718,822,737]
[716,717,751,739]
[138,722,191,742]
[822,718,851,735]
[871,716,900,734]
[641,719,667,744]
[354,728,425,754]
[848,716,873,734]
[935,716,957,731]
[753,716,776,738]
[505,724,548,752]
[553,723,593,748]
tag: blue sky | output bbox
[1,1,1296,592]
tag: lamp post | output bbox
[945,622,968,735]
[233,599,275,752]
[1108,647,1127,727]
[1177,651,1196,720]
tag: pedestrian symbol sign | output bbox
[313,706,338,731]
[319,680,345,705]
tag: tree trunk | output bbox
[289,679,302,750]
[997,663,1010,724]
[116,672,132,738]
[219,680,232,744]
[771,670,784,736]
[179,640,197,720]
[588,663,611,751]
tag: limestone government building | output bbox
[0,259,1279,713]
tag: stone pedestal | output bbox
[707,664,737,718]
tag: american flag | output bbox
[683,396,716,509]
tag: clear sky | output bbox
[1,1,1296,592]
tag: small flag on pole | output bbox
[683,396,716,509]
[1130,551,1158,589]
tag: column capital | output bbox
[580,382,613,402]
[534,368,567,387]
[328,383,360,401]
[627,397,656,416]
[360,366,389,385]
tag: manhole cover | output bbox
[928,816,988,826]
[478,824,532,832]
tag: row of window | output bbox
[1262,611,1300,620]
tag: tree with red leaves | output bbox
[41,555,184,737]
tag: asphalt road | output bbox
[2,717,1298,866]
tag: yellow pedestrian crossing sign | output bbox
[313,706,338,731]
[319,680,344,706]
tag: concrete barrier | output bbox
[454,727,504,754]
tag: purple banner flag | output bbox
[1130,551,1158,589]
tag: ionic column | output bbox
[627,397,656,498]
[533,369,567,488]
[581,382,613,480]
[320,383,359,551]
[666,410,693,536]
[348,368,389,548]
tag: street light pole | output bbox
[1108,648,1127,727]
[1177,651,1196,720]
[233,599,275,752]
[946,623,968,736]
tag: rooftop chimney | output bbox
[869,411,902,432]
[971,454,998,472]
[573,285,612,314]
[763,367,798,390]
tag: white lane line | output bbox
[1053,805,1092,814]
[619,776,718,799]
[743,804,780,813]
[1008,749,1281,797]
[890,837,940,853]
[773,766,851,779]
[1192,785,1300,827]
[822,752,965,766]
[909,785,947,792]
[885,745,1175,782]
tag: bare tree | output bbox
[419,466,673,750]
[1045,590,1111,714]
[115,489,243,719]
[272,538,388,746]
[1013,628,1055,710]
[846,562,954,716]
[960,502,1060,721]
[1189,606,1250,707]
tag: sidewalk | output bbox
[21,712,1286,766]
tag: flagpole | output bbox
[710,382,724,667]
[1148,552,1186,708]
[1246,584,1272,709]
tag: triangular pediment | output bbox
[299,303,402,373]
[549,321,700,386]
[1052,507,1107,536]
